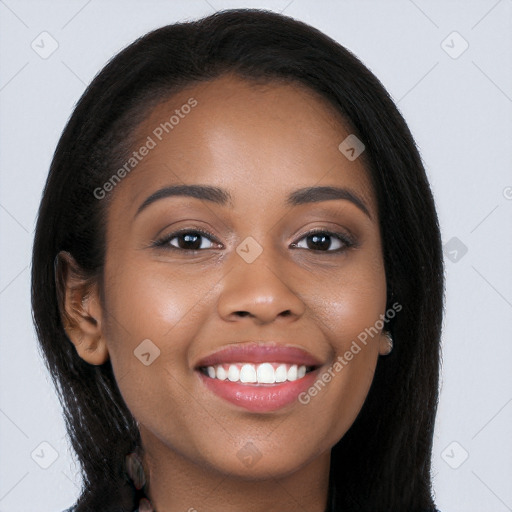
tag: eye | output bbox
[151,228,355,253]
[291,229,354,252]
[152,229,220,251]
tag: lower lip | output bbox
[197,369,320,412]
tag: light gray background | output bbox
[1,1,511,511]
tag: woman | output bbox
[32,8,444,512]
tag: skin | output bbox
[61,73,390,512]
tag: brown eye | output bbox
[292,230,354,252]
[154,229,218,251]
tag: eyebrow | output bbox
[135,184,371,219]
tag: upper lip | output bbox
[194,341,324,369]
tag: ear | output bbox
[55,250,109,365]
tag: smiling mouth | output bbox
[198,362,317,385]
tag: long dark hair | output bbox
[32,8,444,512]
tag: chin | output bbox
[199,446,318,481]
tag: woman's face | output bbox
[82,74,390,479]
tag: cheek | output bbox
[332,283,386,343]
[300,297,383,449]
[99,257,213,443]
[104,255,214,340]
[316,249,387,346]
[302,252,386,433]
[100,255,219,391]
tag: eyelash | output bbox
[151,228,356,254]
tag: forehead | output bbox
[111,73,377,217]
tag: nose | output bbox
[217,247,306,325]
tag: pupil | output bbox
[309,234,330,251]
[181,233,200,250]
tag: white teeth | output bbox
[240,364,257,383]
[275,364,288,382]
[287,365,298,381]
[227,365,240,382]
[216,366,227,380]
[256,363,275,384]
[204,363,311,384]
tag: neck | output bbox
[139,427,331,512]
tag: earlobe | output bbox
[55,251,110,366]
